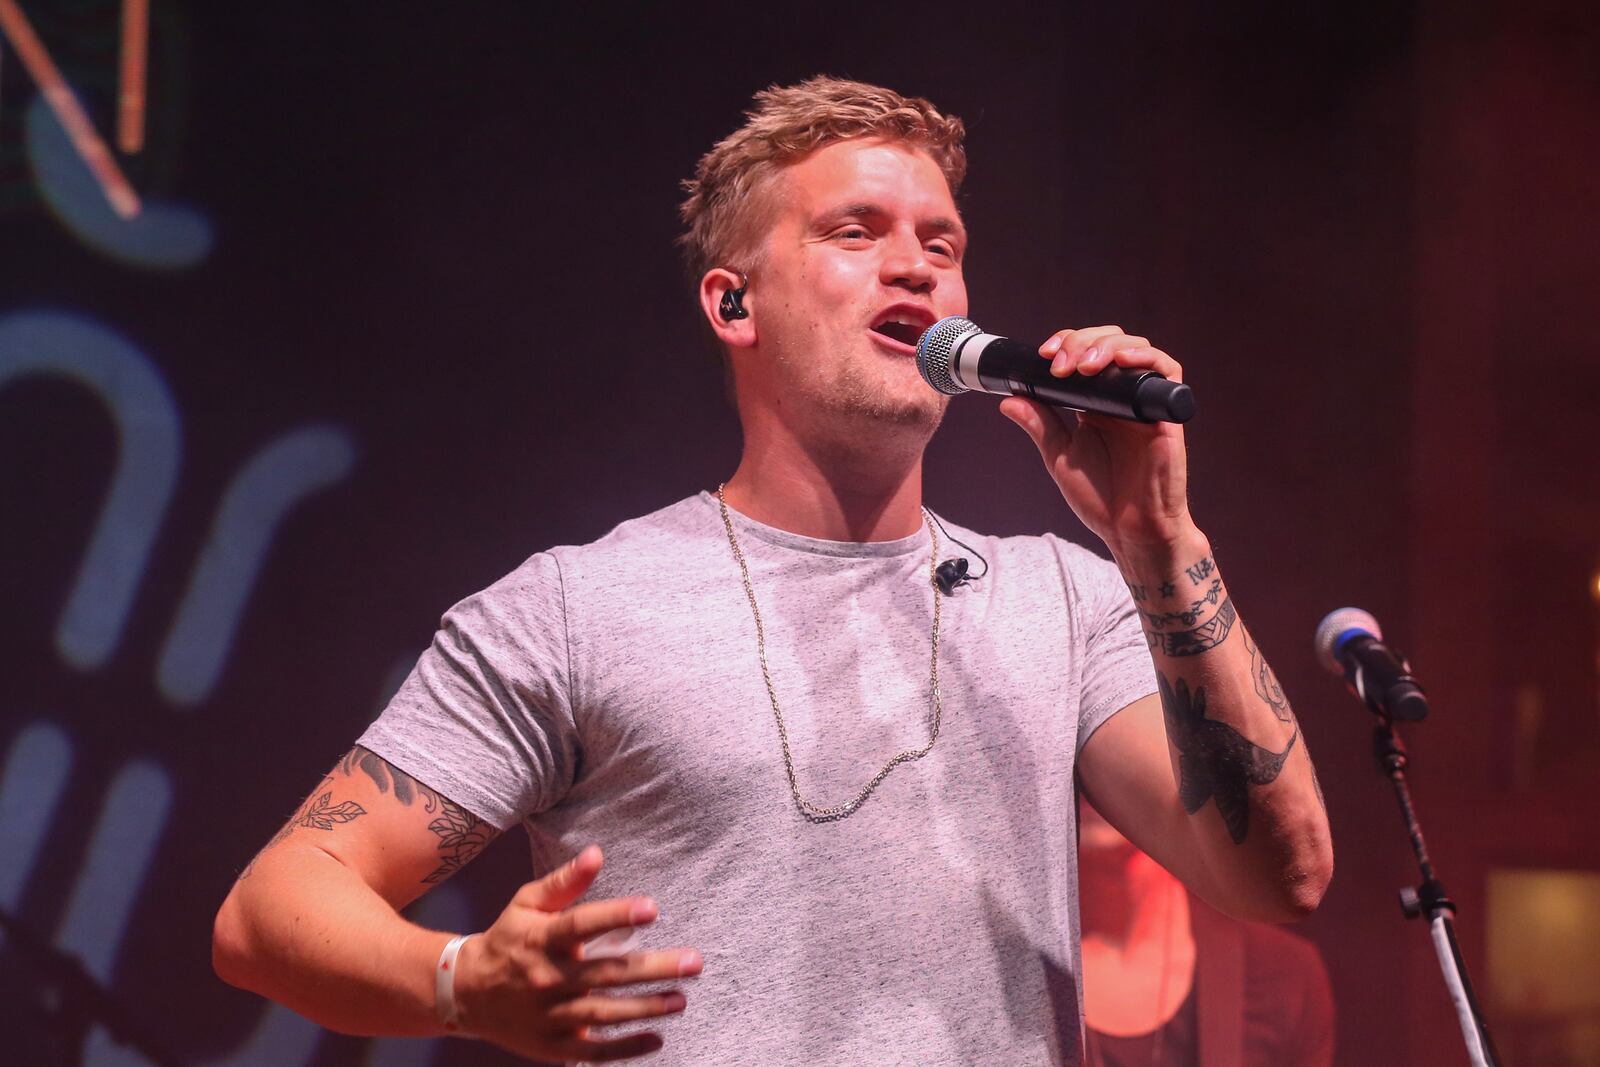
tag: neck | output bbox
[723,402,932,542]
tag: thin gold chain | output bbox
[716,484,945,823]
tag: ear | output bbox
[698,268,757,351]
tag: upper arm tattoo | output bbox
[239,775,368,879]
[240,747,496,884]
[422,798,494,884]
[341,747,440,810]
[340,747,496,884]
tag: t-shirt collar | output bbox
[698,491,929,559]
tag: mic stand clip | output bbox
[1369,716,1500,1067]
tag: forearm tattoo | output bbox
[1141,578,1225,630]
[1159,672,1298,844]
[1145,599,1238,656]
[239,748,494,884]
[1244,630,1293,724]
[1127,554,1236,657]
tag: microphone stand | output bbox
[0,905,183,1067]
[1370,717,1500,1066]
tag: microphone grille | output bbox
[916,316,980,396]
[1314,607,1381,675]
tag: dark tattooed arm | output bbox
[1079,532,1333,923]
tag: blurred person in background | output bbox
[1080,794,1335,1066]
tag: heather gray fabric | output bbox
[359,492,1157,1066]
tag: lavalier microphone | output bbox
[927,511,988,596]
[935,558,971,596]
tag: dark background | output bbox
[3,1,1598,1064]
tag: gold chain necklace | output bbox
[716,484,945,823]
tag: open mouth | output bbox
[870,320,925,348]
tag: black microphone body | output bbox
[916,316,1195,424]
[1315,608,1430,721]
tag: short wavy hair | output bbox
[678,76,967,283]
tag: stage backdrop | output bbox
[3,2,1597,1065]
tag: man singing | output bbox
[213,76,1332,1065]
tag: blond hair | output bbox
[678,76,967,282]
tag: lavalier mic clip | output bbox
[927,511,988,596]
[935,557,971,596]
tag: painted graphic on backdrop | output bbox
[0,10,445,1062]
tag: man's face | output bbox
[744,138,969,430]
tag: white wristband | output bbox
[434,933,479,1035]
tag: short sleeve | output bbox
[357,552,581,830]
[1054,538,1159,753]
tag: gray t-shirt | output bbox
[360,493,1156,1065]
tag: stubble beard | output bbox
[778,334,948,435]
[829,361,947,428]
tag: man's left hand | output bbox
[999,325,1196,555]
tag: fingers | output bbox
[1039,325,1140,377]
[516,844,604,913]
[1039,324,1129,360]
[1037,326,1181,382]
[1095,344,1182,382]
[545,895,659,953]
[546,989,688,1029]
[573,948,704,990]
[474,859,703,1062]
[999,396,1074,460]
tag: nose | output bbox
[880,228,935,293]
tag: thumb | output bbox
[517,844,603,913]
[999,396,1073,462]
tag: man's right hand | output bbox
[455,845,703,1063]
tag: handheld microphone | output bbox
[915,316,1196,424]
[1314,607,1430,721]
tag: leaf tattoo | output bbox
[424,798,492,884]
[239,775,366,879]
[1159,671,1298,844]
[302,792,368,830]
[340,747,498,884]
